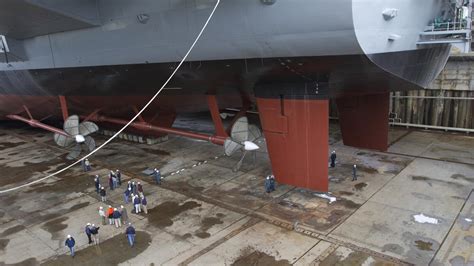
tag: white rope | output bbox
[0,0,221,194]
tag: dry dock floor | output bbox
[0,116,473,265]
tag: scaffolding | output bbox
[418,0,473,53]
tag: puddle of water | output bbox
[69,202,90,212]
[194,217,223,239]
[147,201,201,228]
[354,182,367,191]
[232,250,290,266]
[414,240,433,251]
[2,225,26,237]
[41,217,68,241]
[451,174,474,183]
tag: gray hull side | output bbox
[1,0,361,70]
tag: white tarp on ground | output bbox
[314,193,337,204]
[413,213,439,224]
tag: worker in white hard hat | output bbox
[116,169,122,186]
[65,234,76,257]
[264,176,272,193]
[98,206,106,225]
[90,224,100,245]
[153,168,161,185]
[330,150,337,168]
[85,223,92,244]
[352,164,357,181]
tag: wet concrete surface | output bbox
[0,118,473,265]
[232,250,291,266]
[42,231,151,265]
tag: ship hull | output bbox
[0,45,450,118]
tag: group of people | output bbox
[329,150,358,181]
[93,170,124,202]
[123,181,148,214]
[65,222,136,257]
[108,170,122,190]
[99,205,129,228]
[64,162,161,258]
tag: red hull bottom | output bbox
[257,97,329,192]
[337,93,390,151]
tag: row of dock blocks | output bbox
[99,129,168,145]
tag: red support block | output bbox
[256,97,329,192]
[336,93,390,151]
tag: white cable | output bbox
[0,0,221,194]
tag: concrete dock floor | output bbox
[0,115,473,265]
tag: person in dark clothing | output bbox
[125,223,136,247]
[109,172,114,190]
[124,187,131,204]
[153,168,161,185]
[116,169,122,186]
[352,164,357,181]
[127,181,132,191]
[90,224,100,245]
[100,187,106,202]
[141,196,148,214]
[65,235,76,257]
[269,175,276,192]
[131,181,137,195]
[85,223,92,244]
[133,194,141,213]
[330,151,337,168]
[113,208,122,227]
[137,182,144,197]
[94,175,100,194]
[264,176,272,193]
[120,205,129,224]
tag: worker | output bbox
[112,175,118,190]
[264,176,272,193]
[352,164,357,181]
[83,159,91,172]
[124,187,131,204]
[116,169,122,186]
[90,224,100,245]
[153,168,161,185]
[107,205,114,225]
[109,172,114,190]
[137,182,144,198]
[94,175,100,194]
[131,181,137,195]
[85,223,92,244]
[120,205,129,224]
[133,194,141,213]
[113,207,122,228]
[65,235,76,257]
[127,181,132,191]
[269,175,276,192]
[141,196,148,214]
[125,223,136,247]
[98,206,106,225]
[330,151,337,168]
[100,187,106,202]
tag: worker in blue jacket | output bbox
[85,223,92,244]
[153,168,161,185]
[124,187,131,204]
[125,223,136,247]
[264,176,272,193]
[113,208,122,228]
[65,235,76,257]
